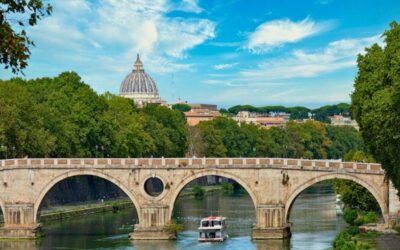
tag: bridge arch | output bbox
[33,169,141,223]
[285,173,388,223]
[167,169,258,219]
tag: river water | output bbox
[0,184,346,250]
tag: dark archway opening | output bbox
[287,180,383,249]
[36,175,138,249]
[0,205,3,227]
[172,176,256,239]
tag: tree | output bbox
[0,72,190,159]
[351,21,400,192]
[0,0,52,73]
[171,103,191,112]
[0,81,55,158]
[326,126,364,159]
[140,105,189,157]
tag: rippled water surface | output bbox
[0,185,346,250]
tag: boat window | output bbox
[202,221,209,227]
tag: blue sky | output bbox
[1,0,399,108]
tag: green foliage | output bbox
[343,207,379,227]
[356,211,379,226]
[219,108,234,117]
[333,229,373,250]
[334,180,379,212]
[326,126,364,160]
[0,72,188,158]
[164,219,184,235]
[0,0,52,73]
[192,184,205,200]
[193,117,361,160]
[351,21,400,193]
[344,150,375,163]
[111,202,121,213]
[225,103,351,122]
[313,103,351,123]
[343,208,358,225]
[140,105,189,157]
[172,103,191,112]
[221,182,234,195]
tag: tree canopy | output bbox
[225,103,351,122]
[190,117,364,159]
[0,72,188,158]
[351,21,400,192]
[0,0,52,73]
[171,103,191,112]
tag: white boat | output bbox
[198,216,228,242]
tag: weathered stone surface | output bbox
[0,157,392,240]
[252,226,291,239]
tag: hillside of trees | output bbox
[223,103,351,123]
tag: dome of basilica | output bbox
[119,54,165,106]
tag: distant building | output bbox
[119,54,166,107]
[184,104,220,126]
[329,115,359,129]
[234,111,288,128]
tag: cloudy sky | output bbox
[1,0,398,108]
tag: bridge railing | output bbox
[0,158,383,173]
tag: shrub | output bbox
[222,182,234,195]
[343,208,358,225]
[192,185,205,200]
[112,202,121,213]
[164,219,184,235]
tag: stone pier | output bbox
[0,203,39,239]
[252,204,291,239]
[129,204,175,240]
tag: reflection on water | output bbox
[0,184,345,250]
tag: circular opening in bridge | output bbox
[144,177,164,197]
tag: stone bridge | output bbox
[0,158,399,240]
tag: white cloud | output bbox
[241,35,382,80]
[213,63,238,70]
[173,0,204,13]
[27,0,215,76]
[205,35,382,105]
[245,17,330,53]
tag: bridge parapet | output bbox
[0,158,383,174]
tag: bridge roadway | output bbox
[0,157,399,240]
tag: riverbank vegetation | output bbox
[333,208,379,249]
[192,185,206,200]
[351,21,400,194]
